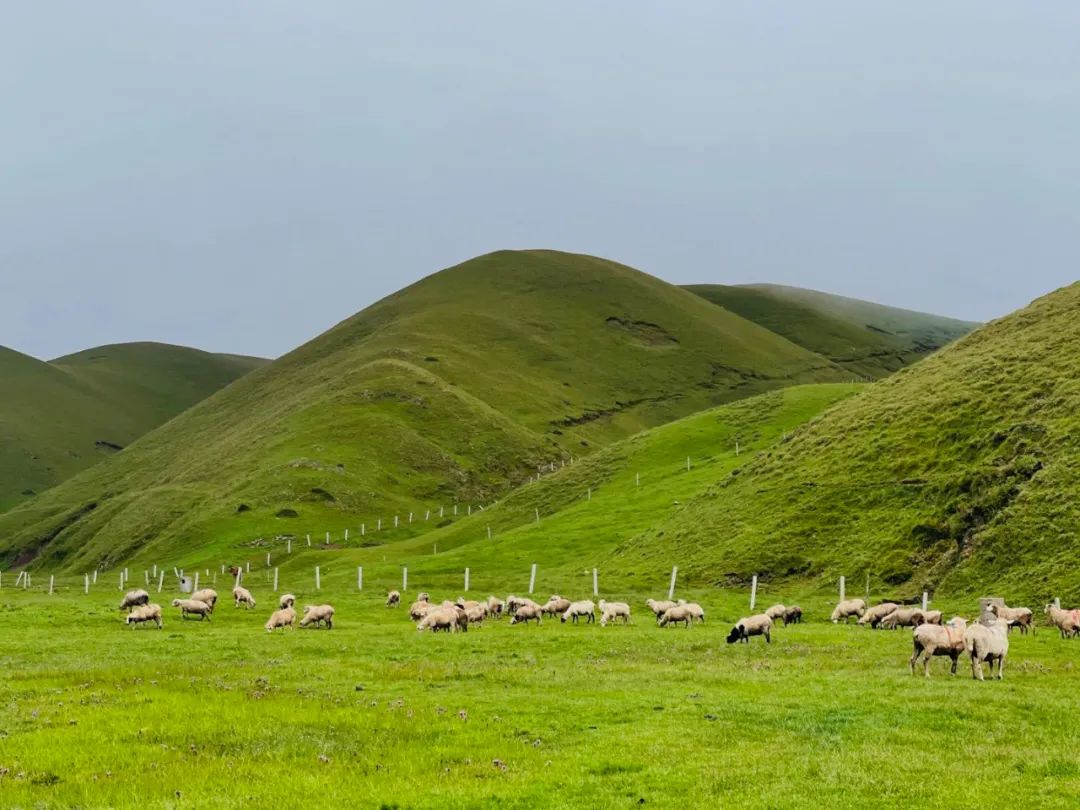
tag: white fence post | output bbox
[587,488,592,501]
[325,532,330,544]
[193,572,200,593]
[93,570,97,584]
[345,528,349,542]
[157,570,165,593]
[922,591,928,611]
[534,508,540,523]
[361,524,365,537]
[49,575,54,595]
[144,570,149,586]
[528,563,537,595]
[1055,597,1062,609]
[119,571,124,590]
[487,526,492,539]
[592,568,598,597]
[84,573,89,594]
[750,574,758,610]
[266,553,271,567]
[402,567,408,592]
[839,575,846,603]
[668,566,678,601]
[273,567,279,592]
[246,562,251,573]
[686,456,691,471]
[394,516,399,527]
[636,472,640,487]
[464,567,470,592]
[315,566,321,590]
[307,534,311,547]
[357,566,363,591]
[287,538,292,553]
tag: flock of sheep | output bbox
[117,586,335,632]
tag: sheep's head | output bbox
[171,599,182,607]
[726,626,742,644]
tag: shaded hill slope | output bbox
[686,283,977,379]
[0,343,265,510]
[0,250,852,571]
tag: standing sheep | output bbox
[659,605,695,629]
[909,618,968,677]
[726,614,773,644]
[119,589,151,612]
[1045,604,1080,638]
[279,593,296,610]
[964,612,1010,680]
[542,596,572,618]
[561,600,596,624]
[857,602,899,629]
[172,598,212,621]
[782,606,803,626]
[994,604,1034,635]
[300,604,335,629]
[487,596,505,618]
[879,608,925,630]
[265,605,297,632]
[598,600,631,626]
[386,590,401,608]
[125,603,163,629]
[233,586,256,609]
[764,604,787,623]
[830,599,866,624]
[417,607,459,633]
[681,602,706,624]
[510,603,543,626]
[646,599,677,619]
[409,598,434,621]
[191,589,218,612]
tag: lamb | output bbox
[964,612,1010,680]
[598,600,631,626]
[726,614,773,644]
[279,593,296,609]
[191,589,219,612]
[659,605,695,629]
[561,600,596,624]
[265,605,297,632]
[782,606,803,626]
[910,617,968,677]
[879,607,925,630]
[125,603,163,629]
[542,595,572,617]
[510,602,543,625]
[417,607,459,633]
[830,599,866,624]
[857,602,899,629]
[487,596,505,618]
[171,598,212,621]
[646,599,677,619]
[764,604,787,623]
[119,589,150,612]
[994,604,1034,635]
[385,590,401,607]
[233,586,256,609]
[299,604,334,629]
[1044,604,1080,639]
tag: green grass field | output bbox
[2,582,1078,809]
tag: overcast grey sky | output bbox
[3,3,1078,360]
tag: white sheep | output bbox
[660,605,695,629]
[409,599,434,621]
[879,607,925,630]
[463,604,487,626]
[910,617,968,677]
[782,606,803,626]
[542,596,572,617]
[172,598,212,621]
[646,599,677,619]
[830,599,866,624]
[118,589,150,612]
[682,602,705,624]
[386,590,401,607]
[994,604,1034,634]
[265,605,297,632]
[964,612,1010,680]
[300,604,335,629]
[764,604,786,622]
[191,588,218,612]
[417,607,459,633]
[125,603,163,629]
[510,603,543,626]
[1044,604,1080,638]
[561,600,596,624]
[487,595,505,618]
[598,600,631,626]
[233,586,256,609]
[857,602,899,629]
[279,593,296,609]
[727,614,773,644]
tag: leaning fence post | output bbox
[750,574,758,610]
[668,566,678,600]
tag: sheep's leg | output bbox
[997,654,1005,680]
[949,653,959,675]
[910,641,921,675]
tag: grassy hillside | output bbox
[617,283,1080,602]
[0,250,852,572]
[0,343,265,511]
[686,283,977,379]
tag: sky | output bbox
[3,2,1079,360]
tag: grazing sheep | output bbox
[879,608,925,630]
[764,604,787,623]
[920,610,943,625]
[487,595,505,618]
[463,604,487,626]
[598,600,631,626]
[233,586,256,609]
[265,605,297,632]
[994,604,1034,635]
[782,605,803,626]
[300,604,335,629]
[681,602,706,624]
[505,595,527,616]
[125,603,163,629]
[964,614,1010,680]
[910,618,968,677]
[119,589,150,612]
[1044,604,1080,638]
[385,590,401,608]
[830,599,866,624]
[417,607,459,633]
[279,593,296,610]
[542,596,572,617]
[646,599,677,619]
[455,598,484,613]
[726,614,773,644]
[417,592,430,602]
[659,605,695,629]
[510,603,543,626]
[857,602,899,629]
[561,600,596,624]
[171,598,212,621]
[409,599,434,621]
[191,589,218,612]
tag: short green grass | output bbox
[2,583,1078,809]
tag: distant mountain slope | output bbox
[618,283,1080,601]
[685,283,977,378]
[0,343,267,511]
[0,249,852,571]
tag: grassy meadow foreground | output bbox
[2,584,1079,809]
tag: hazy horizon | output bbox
[4,3,1078,359]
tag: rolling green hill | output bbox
[0,249,854,571]
[615,283,1080,602]
[0,343,265,511]
[685,283,977,379]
